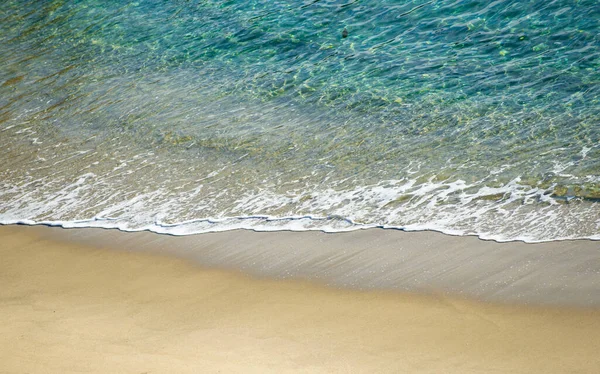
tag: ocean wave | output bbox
[1,0,599,243]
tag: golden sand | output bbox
[1,226,599,373]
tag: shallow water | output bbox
[1,0,599,241]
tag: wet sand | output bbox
[35,224,600,306]
[1,225,600,373]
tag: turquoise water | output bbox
[1,0,599,241]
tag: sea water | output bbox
[1,0,599,242]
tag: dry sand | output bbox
[1,225,600,373]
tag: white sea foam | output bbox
[1,172,599,243]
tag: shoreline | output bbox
[2,224,600,373]
[9,223,600,307]
[4,218,600,244]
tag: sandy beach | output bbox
[1,225,600,373]
[3,1,600,372]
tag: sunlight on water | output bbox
[1,0,599,241]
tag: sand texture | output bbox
[1,225,600,373]
[38,225,600,306]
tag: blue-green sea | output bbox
[1,0,599,241]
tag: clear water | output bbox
[1,0,599,241]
